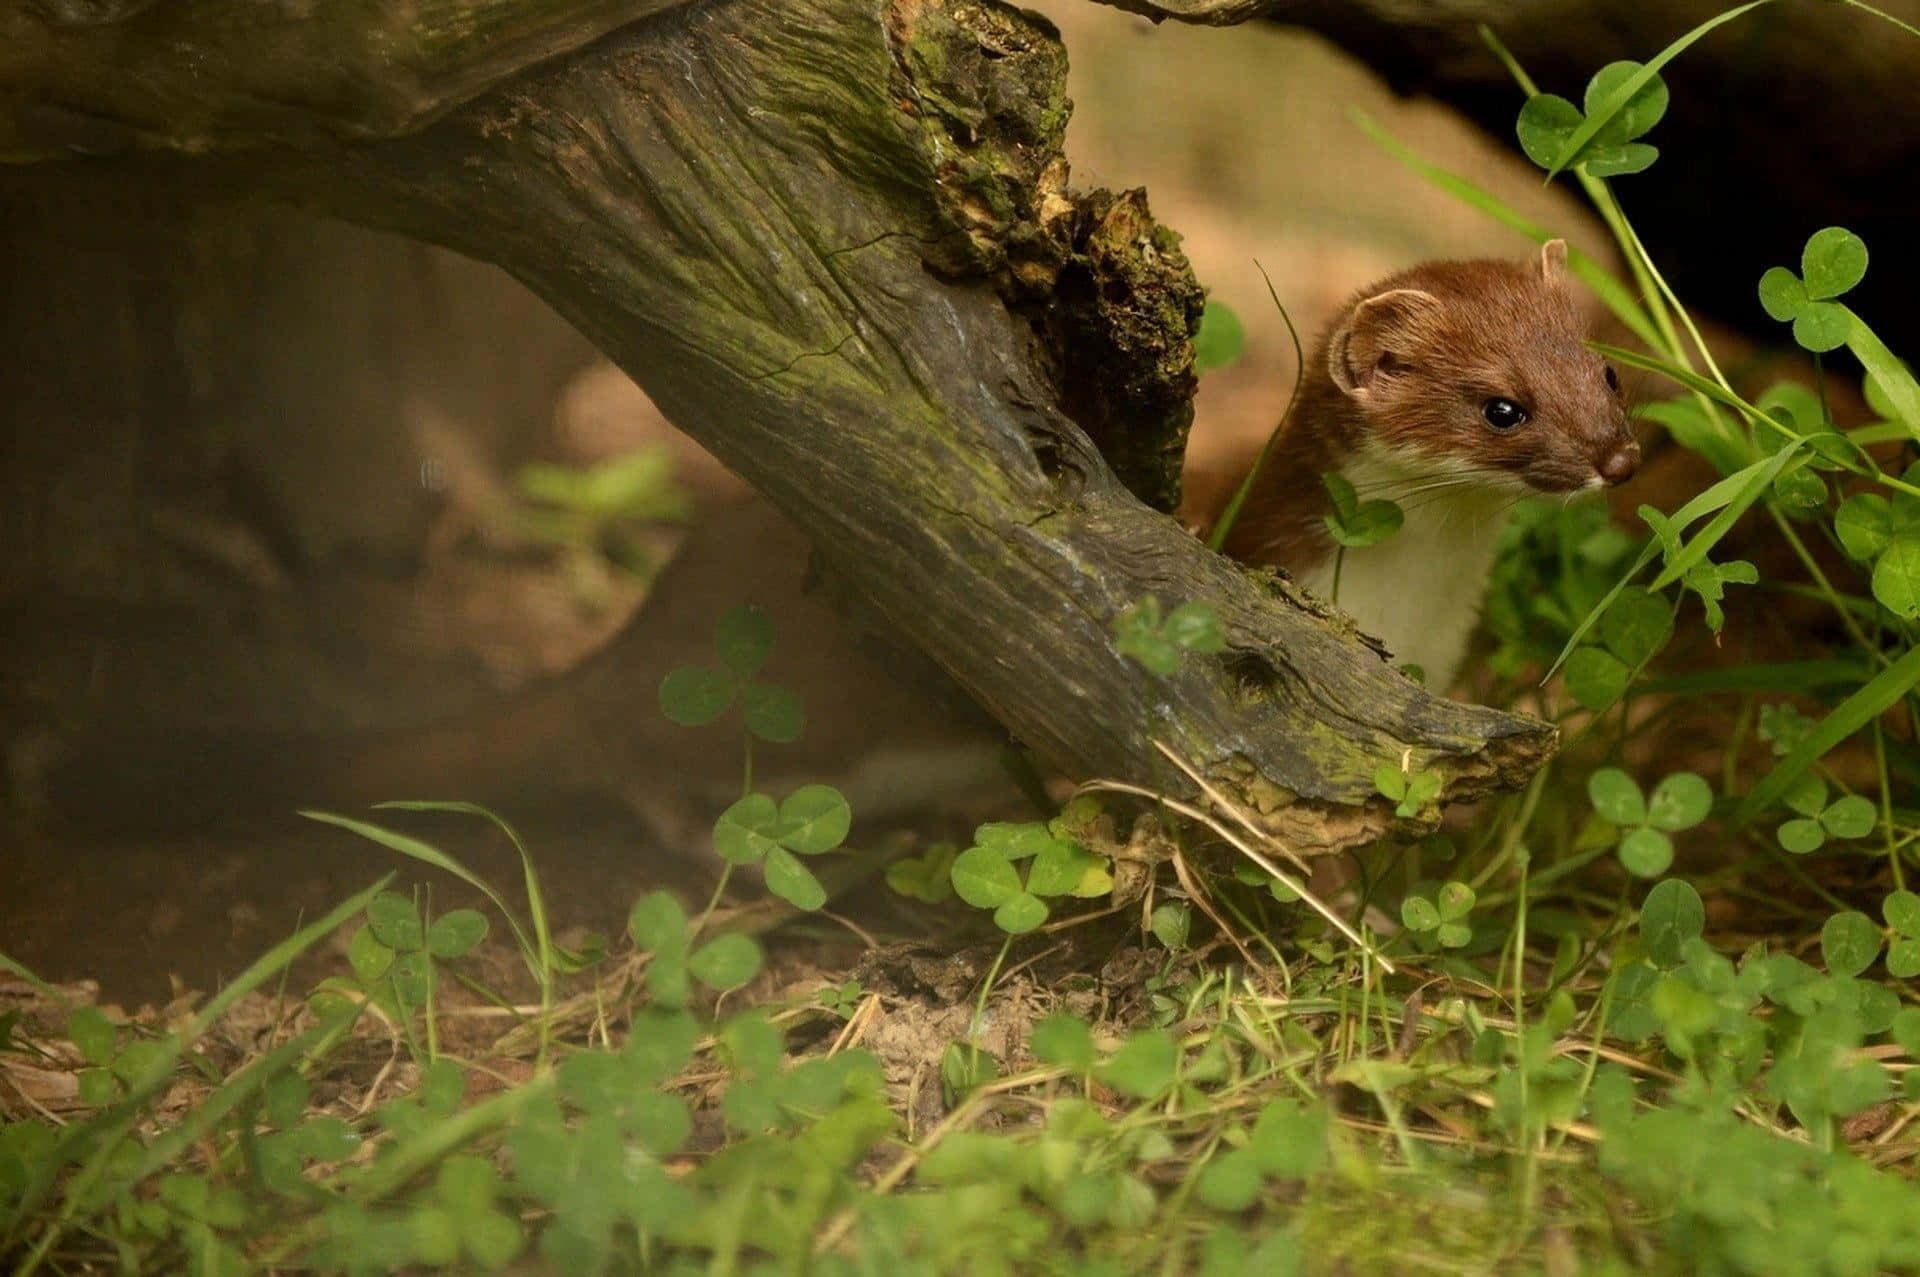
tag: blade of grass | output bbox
[1737,642,1920,825]
[1647,442,1802,591]
[1208,261,1304,552]
[1543,455,1795,681]
[1635,660,1873,696]
[10,877,390,1273]
[372,801,559,1068]
[302,810,536,966]
[1844,310,1920,437]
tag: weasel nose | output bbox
[1598,442,1640,486]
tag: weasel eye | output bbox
[1604,364,1621,393]
[1482,397,1529,431]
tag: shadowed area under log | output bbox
[7,0,1556,857]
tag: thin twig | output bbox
[1074,778,1396,974]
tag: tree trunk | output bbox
[6,0,1557,854]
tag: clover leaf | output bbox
[711,785,851,911]
[1589,769,1711,879]
[1374,760,1442,818]
[1758,228,1867,353]
[1322,473,1403,549]
[949,820,1105,933]
[1400,880,1475,949]
[1516,61,1668,178]
[1775,775,1878,854]
[658,603,807,743]
[1116,595,1227,676]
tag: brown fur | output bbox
[1196,243,1636,572]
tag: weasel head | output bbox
[1324,240,1638,495]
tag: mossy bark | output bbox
[6,0,1556,853]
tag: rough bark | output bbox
[5,0,1557,853]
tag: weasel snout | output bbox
[1596,439,1640,487]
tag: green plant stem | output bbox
[971,934,1015,1042]
[1208,263,1306,553]
[1874,718,1906,892]
[690,865,736,944]
[1766,506,1888,669]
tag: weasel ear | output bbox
[1538,238,1569,284]
[1328,288,1442,395]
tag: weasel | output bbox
[1204,240,1637,688]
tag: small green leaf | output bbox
[1326,498,1404,549]
[1884,890,1920,937]
[762,845,827,911]
[1772,465,1827,516]
[1029,1013,1095,1072]
[1794,302,1852,354]
[347,924,394,982]
[425,909,488,960]
[1782,772,1830,818]
[1758,267,1808,323]
[1565,645,1632,710]
[951,847,1021,908]
[76,1068,117,1107]
[1888,939,1920,980]
[1195,1146,1264,1213]
[1821,795,1877,840]
[66,1007,116,1067]
[778,784,851,853]
[1516,92,1583,169]
[689,933,763,991]
[628,891,689,952]
[1821,911,1882,979]
[1435,922,1472,948]
[1872,536,1920,618]
[713,604,775,679]
[1588,768,1647,826]
[1150,902,1191,951]
[1401,770,1442,815]
[1599,587,1673,665]
[390,950,433,1006]
[1321,473,1359,523]
[658,665,736,726]
[1833,493,1897,562]
[1248,1100,1328,1178]
[1640,879,1704,968]
[1646,772,1712,831]
[1776,818,1826,855]
[713,793,781,865]
[940,1042,999,1102]
[993,893,1048,934]
[1193,301,1246,372]
[1164,601,1226,653]
[1099,1029,1179,1100]
[1373,765,1407,802]
[741,682,805,743]
[262,1070,310,1129]
[1400,896,1440,931]
[1434,881,1475,922]
[1583,61,1669,145]
[1618,827,1674,878]
[1801,227,1868,301]
[367,891,425,951]
[1026,837,1096,897]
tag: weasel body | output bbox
[1212,241,1637,687]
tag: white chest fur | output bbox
[1296,445,1522,691]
